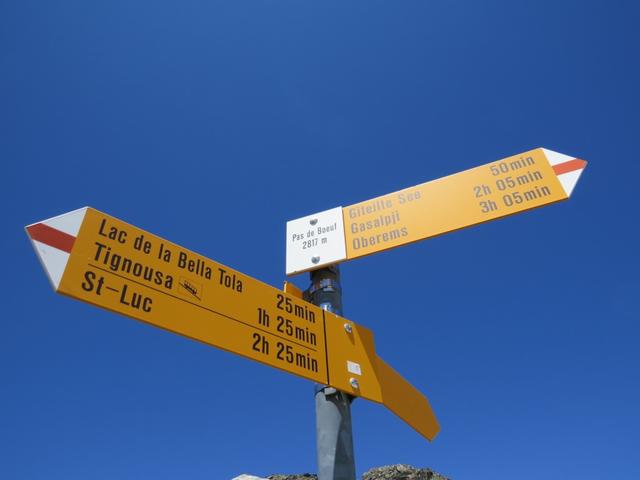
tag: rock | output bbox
[362,464,450,480]
[232,475,269,480]
[267,475,317,480]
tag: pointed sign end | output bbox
[25,207,89,291]
[541,148,588,197]
[375,356,440,441]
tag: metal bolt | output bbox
[349,378,359,389]
[343,322,353,334]
[310,218,318,225]
[311,256,320,264]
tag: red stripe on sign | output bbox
[26,223,76,253]
[553,159,587,176]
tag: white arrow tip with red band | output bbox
[25,207,88,290]
[542,148,587,197]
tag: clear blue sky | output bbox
[2,1,639,479]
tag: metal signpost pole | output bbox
[307,265,356,480]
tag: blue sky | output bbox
[2,1,639,479]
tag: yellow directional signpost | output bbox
[26,146,587,479]
[286,148,587,274]
[26,207,439,441]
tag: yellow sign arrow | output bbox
[26,207,439,441]
[286,148,587,274]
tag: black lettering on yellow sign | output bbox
[55,208,334,388]
[81,270,152,313]
[82,270,105,295]
[93,241,174,289]
[98,217,127,244]
[218,268,243,292]
[118,284,152,312]
[177,250,213,279]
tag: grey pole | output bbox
[306,265,356,480]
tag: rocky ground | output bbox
[235,464,449,480]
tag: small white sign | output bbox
[286,206,347,275]
[347,361,362,376]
